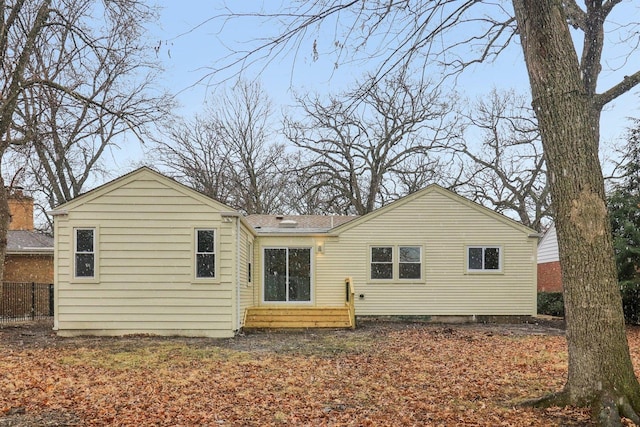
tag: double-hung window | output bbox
[399,246,421,279]
[467,246,501,272]
[371,246,394,279]
[371,246,422,280]
[195,229,216,279]
[75,228,95,278]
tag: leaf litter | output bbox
[1,319,637,426]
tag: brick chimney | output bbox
[7,188,34,231]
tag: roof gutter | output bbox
[6,249,54,255]
[253,231,340,238]
[221,212,257,237]
[235,216,241,334]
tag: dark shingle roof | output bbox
[7,230,54,254]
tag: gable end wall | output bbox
[315,190,537,316]
[54,174,237,338]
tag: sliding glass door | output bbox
[263,247,311,302]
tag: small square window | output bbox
[467,246,501,271]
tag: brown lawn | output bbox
[1,320,638,426]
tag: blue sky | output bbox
[122,1,640,173]
[150,1,530,110]
[149,1,366,113]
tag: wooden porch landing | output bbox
[243,306,354,329]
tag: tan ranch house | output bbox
[52,167,538,338]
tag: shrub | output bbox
[538,284,640,325]
[537,292,564,317]
[620,280,640,325]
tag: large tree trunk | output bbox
[0,177,9,289]
[512,0,640,425]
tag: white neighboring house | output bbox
[537,224,562,292]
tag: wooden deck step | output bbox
[243,306,353,329]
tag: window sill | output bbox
[70,277,100,284]
[367,279,425,285]
[465,270,504,275]
[261,301,314,305]
[191,278,221,285]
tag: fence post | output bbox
[49,284,54,316]
[31,282,36,320]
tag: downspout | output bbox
[48,209,68,332]
[236,216,241,333]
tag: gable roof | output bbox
[331,184,538,236]
[52,166,237,214]
[52,168,536,238]
[246,214,357,234]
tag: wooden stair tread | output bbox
[243,306,353,329]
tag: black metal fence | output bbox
[1,282,54,323]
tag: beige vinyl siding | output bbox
[219,221,234,283]
[54,170,238,338]
[314,237,348,306]
[238,225,255,327]
[318,189,537,316]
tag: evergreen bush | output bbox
[620,280,640,325]
[537,292,564,317]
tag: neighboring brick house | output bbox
[4,190,53,283]
[537,224,562,292]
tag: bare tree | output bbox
[285,73,459,215]
[203,1,640,423]
[284,171,347,215]
[513,3,640,420]
[153,81,299,214]
[0,1,163,275]
[152,115,237,203]
[7,6,171,230]
[456,89,550,232]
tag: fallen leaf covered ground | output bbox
[0,320,638,426]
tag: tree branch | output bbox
[563,0,587,30]
[596,69,640,108]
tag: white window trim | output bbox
[368,244,425,283]
[466,245,503,273]
[72,226,99,283]
[193,228,217,282]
